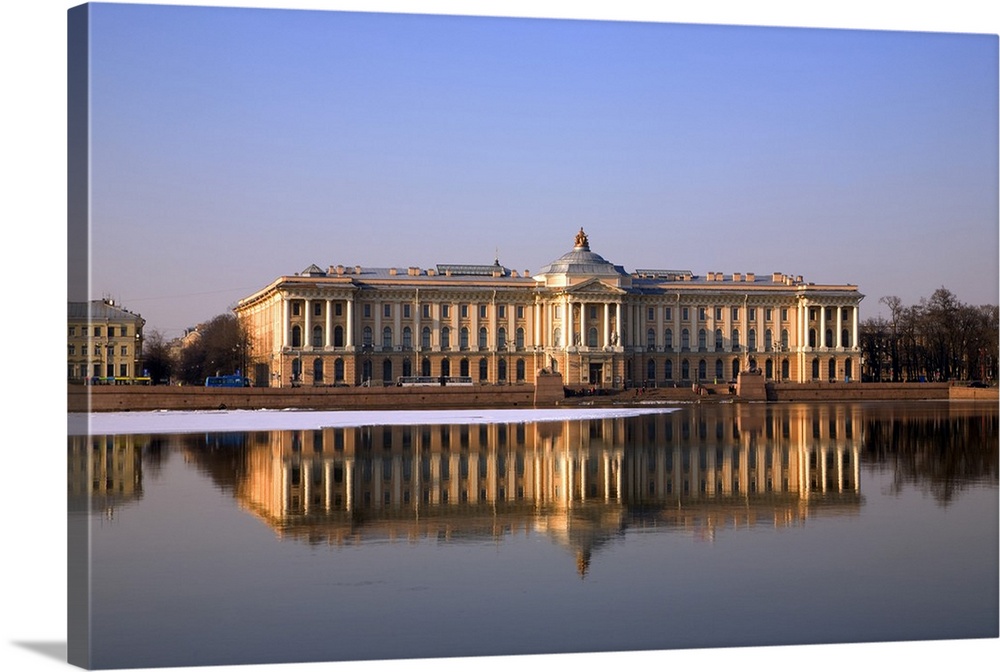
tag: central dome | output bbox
[536,228,628,277]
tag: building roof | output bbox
[68,299,144,323]
[535,228,628,278]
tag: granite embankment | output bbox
[70,379,996,413]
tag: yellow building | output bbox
[235,229,863,388]
[67,299,146,383]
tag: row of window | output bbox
[638,356,854,382]
[291,300,527,321]
[291,324,529,349]
[68,345,129,356]
[68,363,131,378]
[68,325,131,338]
[290,356,529,383]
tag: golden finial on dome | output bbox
[574,227,589,250]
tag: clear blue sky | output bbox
[81,2,998,338]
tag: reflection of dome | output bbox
[535,228,628,279]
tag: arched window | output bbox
[553,327,562,348]
[382,326,392,349]
[698,329,707,350]
[402,358,412,377]
[647,359,656,381]
[748,329,757,352]
[334,358,344,382]
[334,325,344,348]
[421,357,431,376]
[479,327,488,350]
[825,329,833,348]
[731,358,740,379]
[681,359,690,380]
[647,329,656,349]
[681,328,690,350]
[715,359,724,379]
[587,327,598,347]
[808,329,816,348]
[497,327,507,349]
[421,327,431,349]
[291,325,302,348]
[362,359,373,382]
[845,358,853,380]
[362,326,373,347]
[312,326,323,347]
[764,329,773,351]
[781,358,789,380]
[664,359,673,380]
[765,359,773,379]
[698,359,707,380]
[515,327,525,349]
[479,358,489,381]
[842,329,850,348]
[441,327,451,349]
[731,329,741,351]
[441,358,451,377]
[402,326,412,349]
[665,329,673,349]
[460,358,470,377]
[460,327,469,350]
[382,359,393,383]
[291,357,301,380]
[781,329,789,349]
[828,358,836,380]
[313,358,323,383]
[498,359,507,381]
[811,358,820,379]
[516,359,525,382]
[715,329,724,351]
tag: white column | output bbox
[325,300,333,347]
[346,298,354,347]
[565,297,573,350]
[304,300,311,349]
[395,301,401,349]
[819,303,826,348]
[282,297,290,347]
[656,303,664,350]
[603,303,610,348]
[836,306,843,351]
[616,303,623,349]
[534,301,541,348]
[852,306,859,349]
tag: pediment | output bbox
[563,278,628,296]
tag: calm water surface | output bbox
[69,402,998,669]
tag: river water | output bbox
[69,401,998,669]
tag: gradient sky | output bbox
[83,2,998,339]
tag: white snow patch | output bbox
[69,407,678,436]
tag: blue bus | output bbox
[205,374,251,387]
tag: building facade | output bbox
[68,299,146,383]
[235,229,863,388]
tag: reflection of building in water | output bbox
[67,434,145,517]
[226,406,862,573]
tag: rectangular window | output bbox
[715,307,722,321]
[69,326,76,337]
[363,304,371,318]
[292,303,300,316]
[94,326,102,337]
[731,308,739,321]
[498,305,507,319]
[403,304,411,319]
[698,307,707,321]
[120,346,128,356]
[809,308,817,321]
[68,345,75,355]
[682,307,689,321]
[423,304,431,319]
[461,304,468,318]
[826,307,834,321]
[765,308,773,322]
[749,308,756,321]
[121,326,128,337]
[119,363,128,377]
[82,345,88,356]
[589,306,597,319]
[107,326,115,337]
[82,326,88,336]
[664,307,671,321]
[442,304,450,319]
[383,303,391,318]
[479,304,487,318]
[553,305,561,319]
[781,308,788,322]
[516,305,524,319]
[648,307,655,321]
[315,302,323,316]
[335,303,343,316]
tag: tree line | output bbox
[141,313,252,385]
[860,288,998,383]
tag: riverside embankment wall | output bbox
[71,380,996,413]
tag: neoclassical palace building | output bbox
[235,229,863,388]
